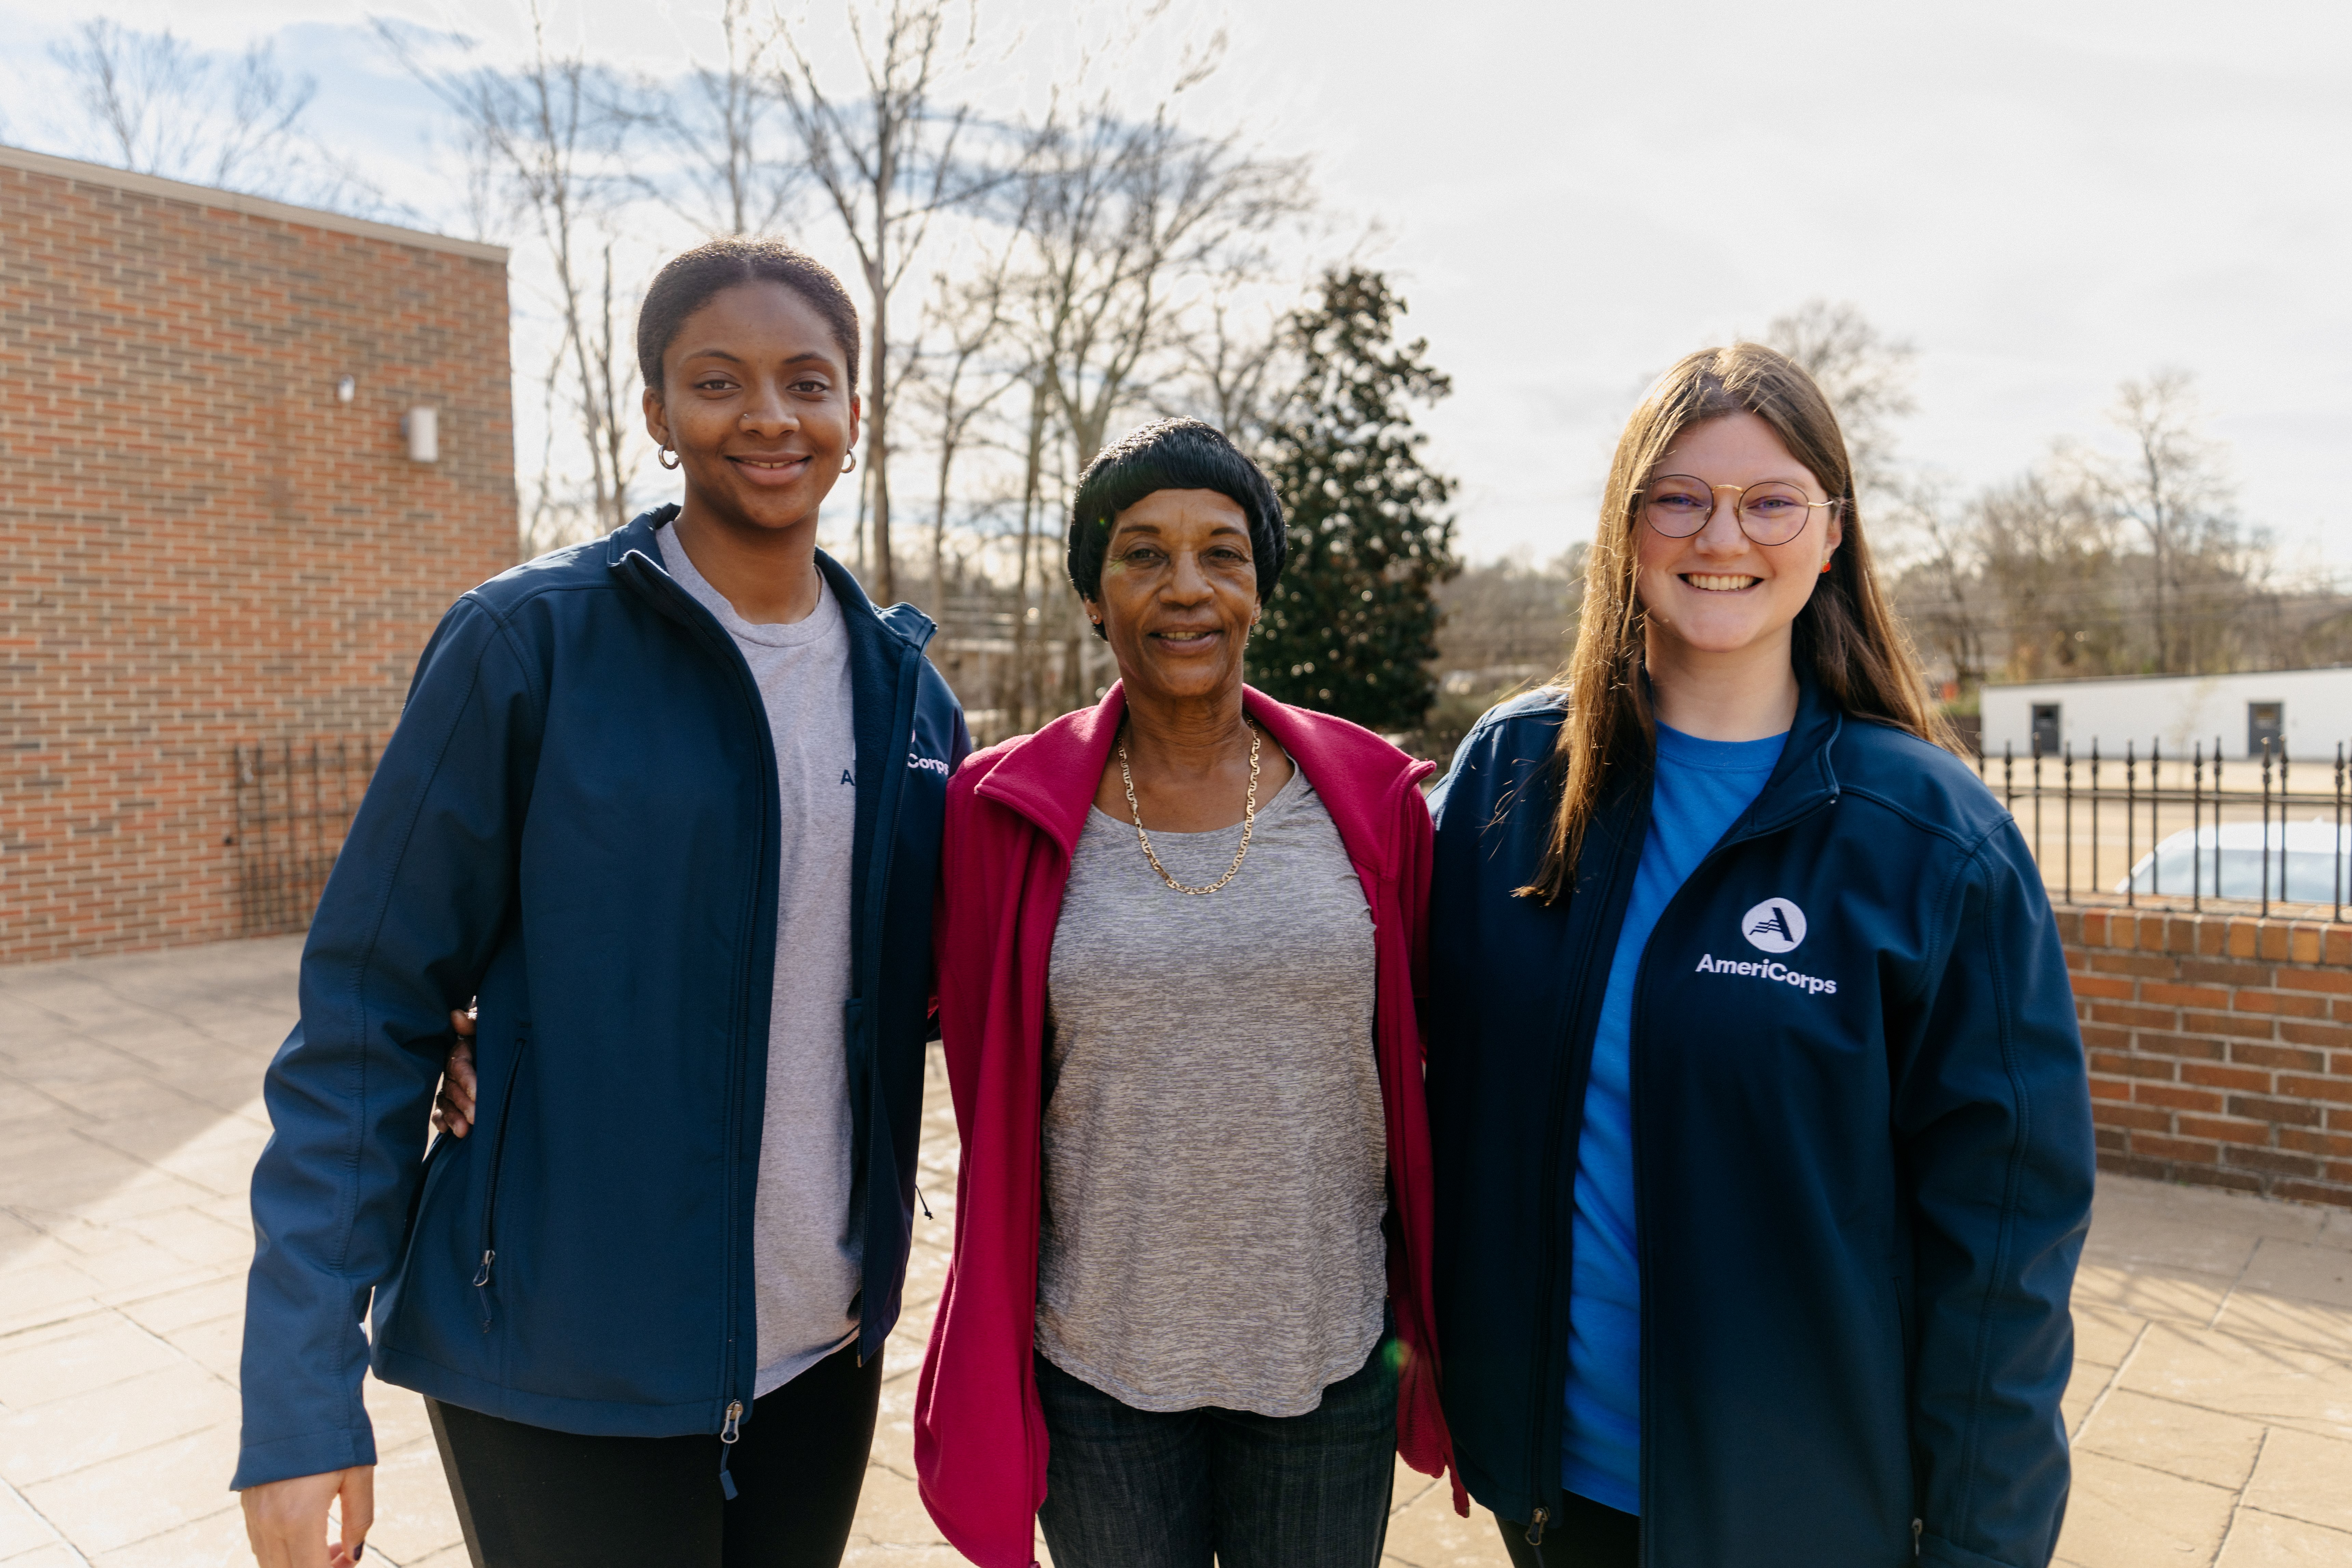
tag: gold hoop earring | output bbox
[656,446,680,471]
[841,451,857,473]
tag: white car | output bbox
[2117,818,2351,903]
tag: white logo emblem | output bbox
[1741,898,1807,953]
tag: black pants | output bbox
[1496,1489,1640,1568]
[427,1342,883,1568]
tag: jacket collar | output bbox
[1732,673,1845,839]
[605,503,937,654]
[972,681,1432,872]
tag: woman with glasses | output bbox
[913,418,1456,1568]
[1424,344,2093,1568]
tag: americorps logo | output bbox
[1694,951,1837,996]
[1742,898,1807,953]
[1694,895,1837,996]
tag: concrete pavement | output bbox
[0,939,2346,1566]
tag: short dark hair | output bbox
[635,237,861,392]
[1066,418,1287,624]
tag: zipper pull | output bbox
[1912,1518,1923,1557]
[915,1184,934,1220]
[718,1399,743,1501]
[472,1249,496,1332]
[1526,1504,1548,1546]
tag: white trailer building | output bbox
[1980,668,2352,763]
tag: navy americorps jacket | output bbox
[1425,680,2093,1568]
[232,506,968,1491]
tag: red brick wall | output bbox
[2065,908,2352,1209]
[1,147,514,965]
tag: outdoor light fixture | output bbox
[402,406,440,464]
[336,375,355,403]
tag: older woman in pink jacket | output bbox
[915,418,1459,1568]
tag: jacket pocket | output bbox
[473,1022,532,1332]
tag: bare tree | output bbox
[636,0,801,235]
[2068,370,2241,673]
[1895,442,2266,690]
[1009,101,1306,714]
[1974,473,2122,680]
[1175,270,1289,446]
[51,20,383,212]
[1019,104,1308,470]
[772,0,995,603]
[1884,478,1989,692]
[1758,299,1917,499]
[383,9,641,540]
[941,80,1305,720]
[1011,376,1057,730]
[911,239,1026,616]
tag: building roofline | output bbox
[1985,666,2352,692]
[0,143,507,265]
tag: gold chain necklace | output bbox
[1116,722,1263,896]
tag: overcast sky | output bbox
[5,0,2347,569]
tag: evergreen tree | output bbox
[1250,269,1459,731]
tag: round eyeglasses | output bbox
[1641,475,1840,546]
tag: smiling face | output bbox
[1085,488,1261,707]
[1636,410,1842,666]
[643,280,859,535]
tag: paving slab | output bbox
[2212,1506,2352,1566]
[2053,1448,2242,1566]
[2239,1424,2352,1538]
[2,936,2349,1566]
[2120,1323,2352,1443]
[2075,1389,2268,1489]
[0,1484,64,1559]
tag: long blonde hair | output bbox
[1519,343,1959,903]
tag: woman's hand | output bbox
[240,1464,372,1567]
[432,1009,478,1138]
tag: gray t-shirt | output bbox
[1037,769,1389,1415]
[657,523,861,1397]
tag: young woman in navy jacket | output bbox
[1424,344,2093,1568]
[235,239,967,1567]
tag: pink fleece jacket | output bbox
[913,683,1462,1567]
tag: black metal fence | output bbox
[231,739,375,934]
[1979,739,2350,920]
[216,730,2346,926]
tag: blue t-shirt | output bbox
[1562,722,1787,1513]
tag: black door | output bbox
[2031,704,2061,759]
[2249,702,2283,759]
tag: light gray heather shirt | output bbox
[657,523,862,1397]
[1037,770,1389,1415]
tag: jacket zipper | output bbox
[618,539,928,1471]
[647,557,774,1473]
[717,1397,744,1499]
[718,643,771,1460]
[1525,805,1641,1532]
[472,1025,532,1332]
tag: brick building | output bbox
[1,145,514,966]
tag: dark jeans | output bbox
[1034,1340,1399,1568]
[1496,1489,1640,1568]
[427,1341,882,1568]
